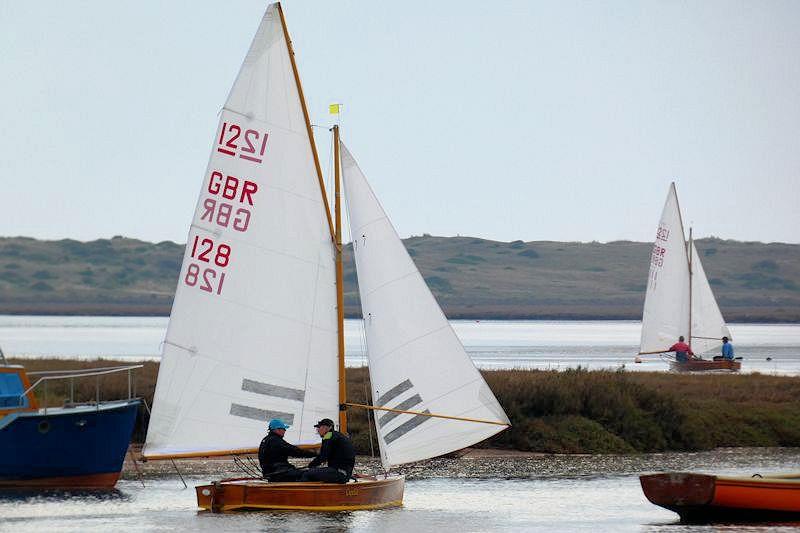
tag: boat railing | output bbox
[21,365,143,415]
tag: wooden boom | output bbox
[345,402,509,426]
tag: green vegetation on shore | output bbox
[1,235,799,321]
[12,358,800,454]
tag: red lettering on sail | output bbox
[184,236,233,295]
[216,122,269,163]
[650,244,666,268]
[201,171,258,233]
[206,172,258,206]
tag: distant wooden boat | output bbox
[638,183,739,372]
[196,476,404,512]
[640,472,800,523]
[669,358,741,372]
[141,2,509,513]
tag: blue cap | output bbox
[268,418,290,430]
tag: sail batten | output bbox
[341,141,508,468]
[143,4,338,459]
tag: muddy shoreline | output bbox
[123,446,800,481]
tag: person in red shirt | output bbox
[668,336,694,362]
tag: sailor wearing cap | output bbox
[300,418,356,484]
[258,418,317,482]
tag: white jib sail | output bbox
[690,241,731,354]
[639,183,691,354]
[144,4,338,458]
[341,142,509,468]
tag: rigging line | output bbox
[171,459,188,489]
[344,166,377,457]
[362,365,375,458]
[344,402,509,426]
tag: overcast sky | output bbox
[1,1,798,244]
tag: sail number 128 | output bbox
[184,236,232,295]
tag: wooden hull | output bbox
[196,476,405,512]
[641,472,800,523]
[670,359,741,372]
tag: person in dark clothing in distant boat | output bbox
[258,418,317,482]
[300,418,355,484]
[668,336,694,362]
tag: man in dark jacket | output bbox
[258,418,316,481]
[300,418,355,484]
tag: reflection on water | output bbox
[2,316,799,375]
[1,448,799,532]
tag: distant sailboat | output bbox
[142,2,509,511]
[638,183,739,371]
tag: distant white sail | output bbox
[341,142,508,468]
[690,241,731,354]
[640,183,691,354]
[144,5,338,458]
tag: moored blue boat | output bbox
[0,363,140,489]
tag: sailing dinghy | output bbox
[638,183,739,372]
[143,3,509,512]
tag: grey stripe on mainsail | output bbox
[229,403,294,425]
[378,394,423,426]
[384,410,432,444]
[241,379,305,402]
[375,379,413,407]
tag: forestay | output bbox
[690,241,731,354]
[640,183,691,354]
[143,5,338,458]
[341,142,509,468]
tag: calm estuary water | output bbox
[1,448,799,532]
[1,315,799,375]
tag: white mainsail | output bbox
[640,183,691,354]
[689,241,731,354]
[340,142,509,468]
[144,4,338,458]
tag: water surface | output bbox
[1,316,798,374]
[2,448,799,532]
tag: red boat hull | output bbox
[641,472,800,523]
[0,472,120,490]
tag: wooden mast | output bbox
[333,125,347,433]
[276,2,335,243]
[688,226,693,348]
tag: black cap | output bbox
[314,418,335,428]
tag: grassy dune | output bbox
[11,358,800,454]
[2,235,799,320]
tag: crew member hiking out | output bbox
[300,418,355,484]
[668,336,694,362]
[258,418,317,482]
